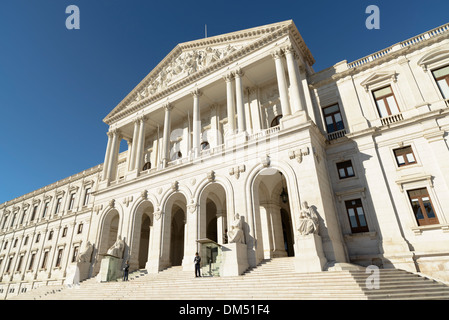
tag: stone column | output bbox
[162,103,173,167]
[101,132,113,181]
[191,89,202,158]
[216,210,225,245]
[125,139,133,171]
[135,116,146,173]
[272,49,291,117]
[224,73,236,134]
[235,68,246,133]
[129,119,140,171]
[106,129,120,181]
[284,46,305,113]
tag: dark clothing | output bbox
[123,263,129,281]
[194,256,201,277]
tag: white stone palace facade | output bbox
[2,20,449,298]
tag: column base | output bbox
[280,110,309,130]
[96,255,123,282]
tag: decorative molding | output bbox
[288,147,310,163]
[207,170,215,182]
[123,196,133,208]
[229,165,246,179]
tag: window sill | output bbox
[411,223,449,235]
[344,231,377,241]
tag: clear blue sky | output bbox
[0,0,448,204]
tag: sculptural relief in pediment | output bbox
[132,44,242,104]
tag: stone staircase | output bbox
[7,257,449,300]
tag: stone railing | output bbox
[348,23,449,69]
[326,128,347,141]
[380,112,404,126]
[247,125,280,141]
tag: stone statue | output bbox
[227,214,245,244]
[297,201,319,236]
[76,241,93,263]
[107,236,125,258]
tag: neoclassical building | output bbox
[1,20,449,298]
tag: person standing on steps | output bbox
[194,252,201,278]
[123,260,130,281]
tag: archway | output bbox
[170,204,185,266]
[161,192,188,268]
[129,201,154,270]
[199,183,227,245]
[98,209,120,257]
[253,169,295,260]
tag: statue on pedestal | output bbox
[298,201,319,236]
[76,241,93,263]
[107,236,125,258]
[227,213,245,244]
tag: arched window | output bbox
[142,162,151,170]
[201,141,210,150]
[271,115,283,127]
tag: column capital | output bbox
[234,68,244,78]
[222,72,234,82]
[163,103,173,111]
[191,88,202,98]
[283,45,299,60]
[271,48,284,59]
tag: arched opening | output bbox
[93,209,121,276]
[139,214,151,268]
[130,201,154,271]
[253,169,294,261]
[199,183,227,245]
[170,204,185,266]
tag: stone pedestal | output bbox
[280,110,309,130]
[294,234,327,273]
[220,243,249,277]
[96,255,123,282]
[65,262,91,286]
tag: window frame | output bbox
[344,198,369,233]
[322,103,345,133]
[372,85,401,118]
[393,146,417,167]
[431,64,449,99]
[336,160,355,179]
[407,187,439,226]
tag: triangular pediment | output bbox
[360,71,398,91]
[104,20,314,124]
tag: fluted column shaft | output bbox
[192,89,202,157]
[272,50,291,117]
[129,119,139,170]
[235,68,246,133]
[162,104,172,167]
[101,132,113,180]
[135,117,146,172]
[224,73,236,134]
[284,46,305,113]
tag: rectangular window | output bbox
[54,198,62,214]
[68,194,76,211]
[407,188,439,226]
[28,253,35,271]
[393,146,416,167]
[20,209,27,225]
[42,202,49,218]
[336,160,355,179]
[16,255,24,272]
[322,104,345,133]
[373,86,400,118]
[41,251,49,269]
[83,188,91,206]
[62,227,68,237]
[432,65,449,99]
[55,249,64,267]
[72,246,79,263]
[77,223,83,234]
[31,205,38,221]
[344,199,369,233]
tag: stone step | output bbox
[8,258,449,300]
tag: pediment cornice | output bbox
[104,20,314,125]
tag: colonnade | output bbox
[101,45,310,183]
